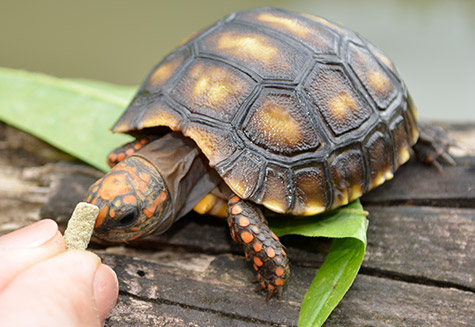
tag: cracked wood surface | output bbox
[0,122,474,326]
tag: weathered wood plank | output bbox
[98,252,475,327]
[364,206,475,291]
[105,295,268,327]
[362,159,475,207]
[1,121,475,326]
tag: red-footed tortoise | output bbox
[86,7,454,299]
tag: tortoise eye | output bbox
[117,210,139,228]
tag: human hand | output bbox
[0,219,118,326]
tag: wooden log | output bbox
[1,121,474,326]
[98,251,475,327]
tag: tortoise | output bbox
[86,7,454,298]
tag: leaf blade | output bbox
[270,201,368,327]
[0,67,136,172]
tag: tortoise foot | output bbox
[414,122,456,172]
[227,197,290,299]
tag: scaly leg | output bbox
[227,196,290,299]
[106,135,159,168]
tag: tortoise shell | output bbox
[112,7,419,216]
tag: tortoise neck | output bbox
[131,132,221,231]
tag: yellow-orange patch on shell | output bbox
[138,104,181,131]
[256,101,303,147]
[367,70,391,94]
[329,91,358,121]
[148,55,184,89]
[184,125,235,167]
[257,13,309,37]
[217,34,278,64]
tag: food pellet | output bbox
[64,202,99,250]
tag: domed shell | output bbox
[113,7,419,216]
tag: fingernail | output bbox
[0,219,58,248]
[94,264,119,322]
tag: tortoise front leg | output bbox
[106,135,159,168]
[227,196,290,299]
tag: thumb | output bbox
[0,250,118,327]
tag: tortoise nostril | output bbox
[117,211,138,227]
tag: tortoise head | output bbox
[86,156,173,242]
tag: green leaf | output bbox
[0,67,137,172]
[270,201,368,327]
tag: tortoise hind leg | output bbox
[413,122,456,172]
[227,196,290,299]
[107,135,159,168]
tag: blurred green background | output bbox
[1,0,474,122]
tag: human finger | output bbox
[0,219,66,292]
[0,250,117,326]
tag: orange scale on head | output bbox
[138,172,151,184]
[95,205,109,228]
[96,174,133,202]
[144,207,155,218]
[123,195,137,205]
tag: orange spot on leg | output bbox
[229,196,241,204]
[232,205,243,215]
[275,268,284,277]
[253,257,263,267]
[275,278,284,286]
[253,242,262,252]
[240,231,254,243]
[238,217,250,227]
[267,248,275,258]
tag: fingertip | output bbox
[94,264,119,322]
[0,219,59,248]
